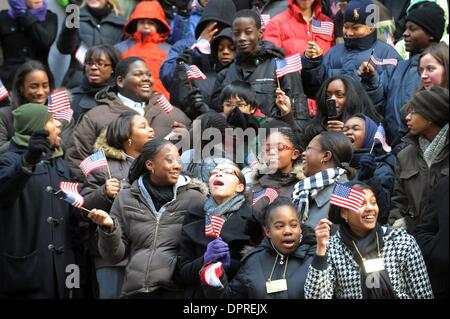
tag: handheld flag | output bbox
[59,181,84,208]
[261,14,271,30]
[311,19,334,37]
[53,107,74,123]
[0,80,9,101]
[330,183,366,213]
[157,94,174,113]
[369,55,398,67]
[75,43,88,65]
[184,64,207,80]
[275,54,302,78]
[79,150,108,176]
[205,215,226,238]
[373,124,391,152]
[200,262,223,288]
[48,89,71,113]
[252,188,278,205]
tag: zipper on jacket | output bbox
[143,216,161,289]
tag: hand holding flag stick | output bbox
[370,123,392,154]
[46,183,91,213]
[275,54,302,88]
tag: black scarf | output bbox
[81,76,113,96]
[339,223,397,299]
[87,4,112,22]
[142,175,174,212]
[344,30,377,50]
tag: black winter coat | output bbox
[202,229,316,299]
[0,142,80,298]
[0,10,57,90]
[179,203,253,298]
[57,7,126,89]
[415,176,449,299]
[210,41,310,131]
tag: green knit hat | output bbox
[12,103,52,147]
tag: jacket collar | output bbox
[80,6,125,26]
[344,30,378,51]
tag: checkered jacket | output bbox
[305,227,433,299]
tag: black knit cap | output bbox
[406,3,445,41]
[408,86,449,128]
[195,0,237,39]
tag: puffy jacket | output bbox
[389,133,449,234]
[116,1,172,100]
[264,0,334,57]
[203,230,316,299]
[305,226,433,299]
[210,41,310,131]
[301,30,402,99]
[98,175,207,298]
[57,6,126,89]
[0,142,79,298]
[363,53,421,143]
[64,86,191,181]
[179,203,253,298]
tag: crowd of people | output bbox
[0,0,448,300]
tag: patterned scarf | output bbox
[204,193,246,218]
[419,123,448,168]
[292,167,346,222]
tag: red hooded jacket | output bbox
[121,1,171,99]
[263,0,334,57]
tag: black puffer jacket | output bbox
[210,41,310,132]
[202,226,316,299]
[57,6,126,90]
[179,203,253,299]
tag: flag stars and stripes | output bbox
[205,215,226,238]
[330,183,366,213]
[79,150,108,176]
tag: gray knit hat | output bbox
[408,86,449,127]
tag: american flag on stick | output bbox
[75,43,88,65]
[157,94,174,113]
[79,150,109,177]
[275,54,302,78]
[205,215,226,238]
[59,181,84,208]
[330,183,366,213]
[311,19,334,37]
[48,89,71,113]
[373,123,391,152]
[252,188,278,205]
[184,64,207,80]
[0,80,9,101]
[370,55,398,67]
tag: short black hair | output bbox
[106,111,140,150]
[220,80,258,110]
[115,56,148,79]
[233,9,261,30]
[264,196,297,226]
[85,44,121,72]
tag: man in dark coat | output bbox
[0,103,81,298]
[415,176,449,299]
[210,10,309,132]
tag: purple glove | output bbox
[204,239,230,266]
[8,0,27,16]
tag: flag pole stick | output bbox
[366,48,375,68]
[277,76,281,89]
[369,138,376,155]
[102,148,112,180]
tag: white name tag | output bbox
[363,258,385,273]
[266,279,288,294]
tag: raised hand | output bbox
[105,178,120,199]
[24,129,51,166]
[87,208,114,228]
[315,219,332,256]
[275,88,292,116]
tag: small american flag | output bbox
[75,43,88,65]
[252,188,278,205]
[200,261,223,288]
[53,107,74,123]
[275,53,302,78]
[184,64,207,80]
[205,215,226,238]
[157,94,174,113]
[48,89,71,113]
[60,181,84,208]
[374,124,391,152]
[330,183,366,213]
[191,38,211,54]
[79,150,108,176]
[311,19,334,37]
[0,80,9,101]
[261,14,271,30]
[370,55,398,67]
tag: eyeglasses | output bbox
[84,60,112,68]
[210,167,239,178]
[265,143,296,153]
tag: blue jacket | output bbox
[301,31,402,99]
[364,53,421,144]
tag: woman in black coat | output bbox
[0,0,57,91]
[201,197,316,299]
[179,162,254,298]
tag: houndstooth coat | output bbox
[305,227,433,299]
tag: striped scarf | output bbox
[292,168,346,222]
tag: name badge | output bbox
[266,279,288,294]
[363,258,385,273]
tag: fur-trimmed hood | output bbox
[93,129,128,161]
